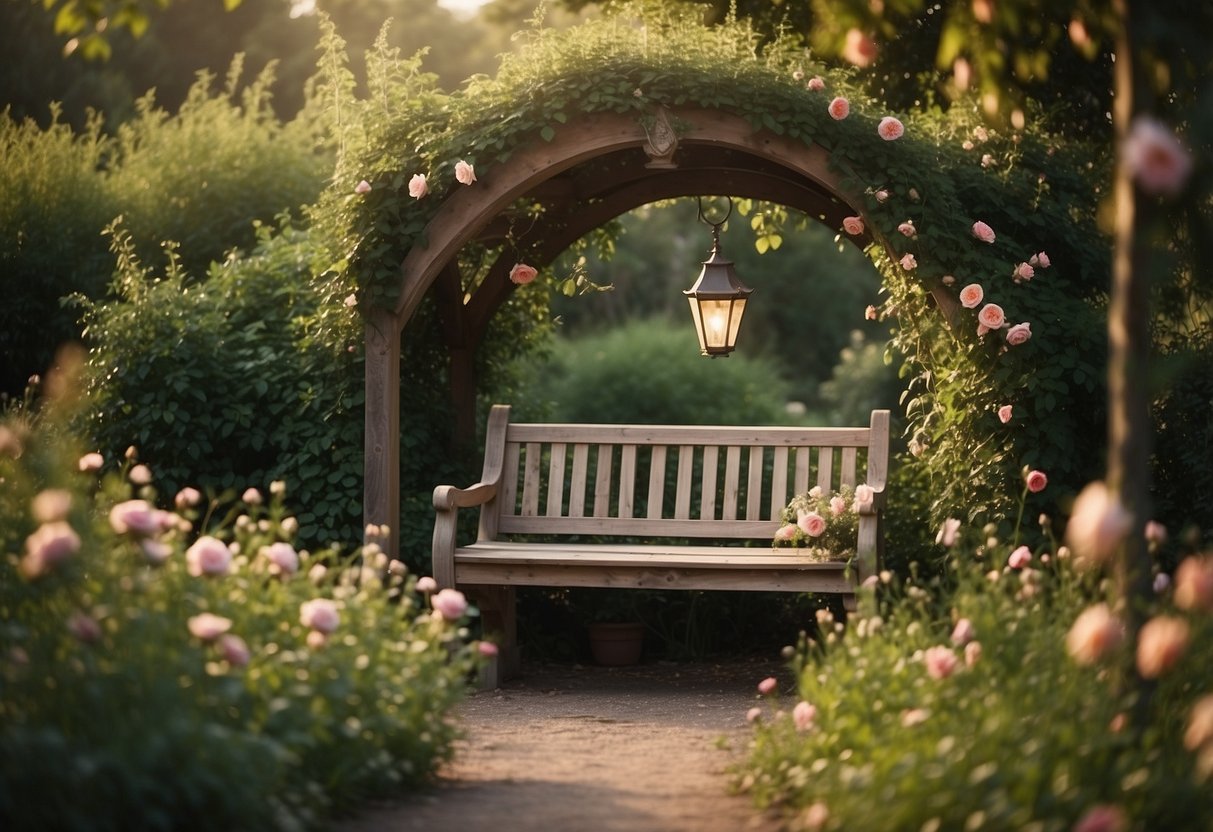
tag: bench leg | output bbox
[473,585,520,689]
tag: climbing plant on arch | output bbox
[315,5,1110,556]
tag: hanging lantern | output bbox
[683,196,753,357]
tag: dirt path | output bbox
[339,658,792,832]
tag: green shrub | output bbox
[0,372,483,831]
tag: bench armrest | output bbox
[433,481,498,512]
[432,480,500,588]
[856,485,886,516]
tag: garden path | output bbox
[338,658,793,832]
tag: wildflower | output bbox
[864,304,878,320]
[218,634,250,667]
[924,645,959,679]
[307,630,328,650]
[1144,520,1167,545]
[978,303,1005,329]
[1073,804,1128,832]
[1136,615,1190,678]
[431,588,469,620]
[300,598,340,634]
[188,613,233,642]
[21,522,81,579]
[454,160,476,185]
[478,641,499,657]
[878,116,905,141]
[964,641,982,667]
[1066,482,1132,568]
[807,76,825,91]
[1025,469,1048,493]
[509,263,538,285]
[78,452,103,471]
[828,97,850,120]
[971,220,996,243]
[262,542,299,576]
[1184,695,1213,751]
[801,802,830,831]
[1066,603,1124,665]
[981,153,995,168]
[959,283,984,308]
[1153,572,1171,594]
[1008,546,1032,569]
[898,220,916,238]
[1122,115,1193,197]
[1006,322,1033,346]
[354,179,371,194]
[792,68,805,82]
[774,524,798,542]
[129,464,152,485]
[900,708,929,727]
[874,189,889,203]
[793,700,817,731]
[841,28,876,66]
[408,173,428,199]
[174,487,202,509]
[110,499,162,537]
[186,536,232,577]
[842,216,865,235]
[950,617,976,646]
[998,405,1013,424]
[140,539,172,564]
[899,253,917,270]
[936,518,961,547]
[757,677,778,695]
[242,487,262,505]
[416,576,438,594]
[746,706,763,723]
[1175,556,1213,611]
[67,611,102,643]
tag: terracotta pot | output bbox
[587,621,645,666]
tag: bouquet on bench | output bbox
[772,483,874,561]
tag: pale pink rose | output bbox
[140,539,172,564]
[78,452,104,472]
[1136,615,1189,678]
[977,303,1005,329]
[306,630,328,650]
[900,708,929,727]
[1184,695,1213,751]
[1029,251,1050,269]
[1025,469,1048,493]
[829,496,847,517]
[109,499,162,537]
[964,640,982,667]
[898,221,916,238]
[1065,603,1124,665]
[792,700,817,731]
[174,487,202,510]
[1144,520,1167,544]
[263,542,299,576]
[1153,572,1171,594]
[354,179,371,194]
[478,641,499,657]
[188,612,232,642]
[841,28,876,67]
[509,263,538,285]
[343,294,357,308]
[1122,115,1193,197]
[874,189,889,203]
[971,220,996,243]
[878,116,905,141]
[997,405,1013,424]
[971,0,993,24]
[774,523,798,542]
[792,68,805,82]
[1065,482,1132,568]
[242,487,262,505]
[454,160,477,185]
[950,618,976,646]
[864,304,878,320]
[958,283,984,308]
[854,484,875,510]
[924,645,958,679]
[797,511,827,538]
[936,517,961,547]
[1073,804,1128,832]
[1006,322,1032,345]
[416,576,438,593]
[899,253,917,270]
[408,173,428,199]
[431,587,469,620]
[1175,556,1213,612]
[973,126,989,141]
[1008,546,1032,569]
[746,706,763,723]
[1012,262,1035,283]
[30,489,71,524]
[129,464,152,485]
[300,598,340,634]
[842,215,865,235]
[757,676,778,695]
[981,153,995,168]
[67,611,102,643]
[962,140,975,151]
[977,323,991,337]
[218,634,250,666]
[807,76,825,91]
[828,97,850,120]
[186,536,232,577]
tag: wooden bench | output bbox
[432,404,890,687]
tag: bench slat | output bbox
[497,515,777,538]
[794,446,810,494]
[647,446,667,519]
[841,446,858,488]
[501,442,520,517]
[546,443,567,517]
[746,446,763,520]
[594,444,614,517]
[507,423,871,446]
[771,446,789,522]
[522,442,541,516]
[619,445,636,518]
[723,446,741,520]
[701,446,718,520]
[674,445,693,520]
[816,447,833,493]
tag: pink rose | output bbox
[924,645,958,679]
[899,253,917,270]
[1122,115,1193,197]
[174,487,202,510]
[1065,603,1124,665]
[964,641,982,667]
[109,499,163,537]
[950,617,976,646]
[31,489,72,524]
[981,153,995,168]
[343,294,357,308]
[1008,545,1032,569]
[1025,469,1048,493]
[874,189,889,203]
[1185,695,1213,751]
[829,496,847,516]
[962,140,975,151]
[1153,572,1171,594]
[797,511,826,538]
[842,215,865,235]
[841,28,876,66]
[300,598,341,634]
[997,405,1013,424]
[262,542,299,576]
[1136,615,1189,678]
[354,179,371,194]
[454,160,476,185]
[807,76,825,91]
[1012,262,1034,283]
[509,263,538,285]
[1065,482,1132,568]
[78,452,104,472]
[936,517,961,547]
[67,611,102,643]
[432,587,469,620]
[219,634,250,667]
[1073,804,1127,832]
[977,303,1005,329]
[828,97,850,120]
[1029,251,1050,269]
[140,539,172,564]
[186,536,232,577]
[1174,556,1213,612]
[746,706,763,723]
[478,641,499,657]
[774,523,798,542]
[898,221,916,238]
[416,576,438,593]
[854,484,874,510]
[188,612,232,642]
[878,116,905,141]
[792,700,817,731]
[864,304,878,320]
[757,676,778,695]
[1006,322,1032,345]
[958,283,984,308]
[971,220,996,243]
[307,630,328,650]
[1144,520,1167,544]
[242,487,262,506]
[408,173,428,199]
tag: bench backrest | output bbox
[477,405,890,542]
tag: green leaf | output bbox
[540,125,556,142]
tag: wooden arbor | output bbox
[363,105,938,556]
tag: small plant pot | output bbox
[587,621,645,666]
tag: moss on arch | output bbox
[318,3,1110,537]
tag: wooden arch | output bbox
[364,106,935,556]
